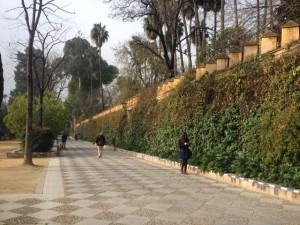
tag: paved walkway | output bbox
[0,139,299,225]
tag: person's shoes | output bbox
[98,155,100,158]
[184,172,188,175]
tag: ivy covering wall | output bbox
[76,50,300,188]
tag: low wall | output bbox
[7,149,58,158]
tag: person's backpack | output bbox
[97,137,104,146]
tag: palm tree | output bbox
[90,23,109,110]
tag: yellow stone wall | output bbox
[75,21,300,127]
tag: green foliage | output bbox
[42,93,70,136]
[76,50,300,188]
[196,26,253,66]
[116,76,142,103]
[3,95,27,138]
[20,126,55,152]
[63,37,118,118]
[4,93,69,139]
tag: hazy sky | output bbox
[0,0,142,96]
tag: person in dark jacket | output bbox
[95,132,106,158]
[61,132,67,149]
[178,132,191,174]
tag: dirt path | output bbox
[0,139,21,158]
[0,140,49,193]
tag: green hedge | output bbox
[20,126,55,152]
[76,50,300,188]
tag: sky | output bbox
[0,0,142,97]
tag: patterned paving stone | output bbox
[70,207,103,218]
[2,215,41,224]
[14,198,45,206]
[32,201,63,210]
[115,214,151,225]
[51,205,80,214]
[51,197,79,204]
[0,202,24,211]
[0,139,299,225]
[50,214,85,225]
[0,212,21,221]
[30,209,63,220]
[93,211,124,221]
[10,206,42,215]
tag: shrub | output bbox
[20,126,55,152]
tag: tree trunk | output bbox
[22,0,43,166]
[221,0,225,32]
[263,0,268,32]
[0,53,3,109]
[202,2,207,47]
[99,47,104,110]
[38,92,43,127]
[178,33,185,73]
[181,11,192,69]
[213,6,217,42]
[257,0,260,41]
[234,0,238,27]
[193,0,201,54]
[24,29,34,166]
[269,0,274,29]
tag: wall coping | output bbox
[282,20,299,28]
[244,41,258,46]
[7,148,59,158]
[262,30,278,37]
[229,48,242,53]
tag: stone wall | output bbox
[76,20,300,128]
[196,20,300,79]
[75,74,186,127]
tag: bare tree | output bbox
[34,26,70,127]
[21,0,43,165]
[17,0,72,165]
[104,0,186,78]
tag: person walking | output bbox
[178,132,191,174]
[95,131,106,158]
[61,132,67,149]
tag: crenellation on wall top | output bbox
[195,20,299,81]
[262,30,278,38]
[206,59,217,64]
[216,54,229,59]
[75,21,300,128]
[244,41,258,46]
[281,20,299,28]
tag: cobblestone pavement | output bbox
[0,139,299,225]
